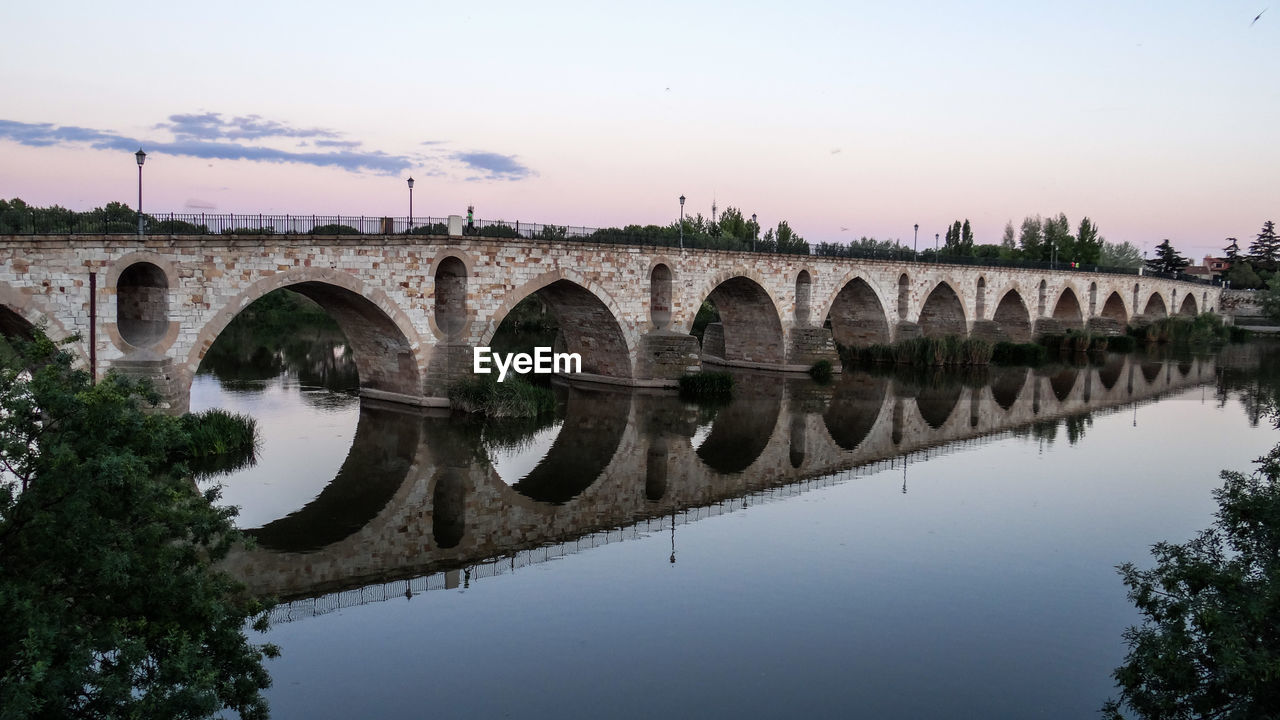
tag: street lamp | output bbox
[407,176,414,231]
[935,232,939,253]
[135,148,146,235]
[914,223,919,257]
[751,213,758,252]
[679,195,686,250]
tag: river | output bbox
[192,323,1280,719]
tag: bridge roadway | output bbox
[221,355,1216,603]
[0,233,1221,410]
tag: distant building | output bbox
[1201,255,1230,278]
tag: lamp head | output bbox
[679,195,685,207]
[407,177,414,189]
[135,148,146,166]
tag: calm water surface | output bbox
[193,341,1280,719]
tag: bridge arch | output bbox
[484,269,635,380]
[1143,292,1168,318]
[1100,291,1128,325]
[107,251,181,354]
[819,273,892,349]
[1052,287,1085,330]
[186,267,426,399]
[990,287,1033,342]
[917,280,967,337]
[690,271,787,366]
[1178,293,1198,316]
[0,281,83,365]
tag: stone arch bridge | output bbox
[0,233,1219,410]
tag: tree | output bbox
[1076,217,1104,266]
[1249,221,1279,273]
[1146,239,1190,274]
[1001,221,1017,256]
[1043,213,1075,264]
[1019,215,1044,260]
[1225,261,1265,290]
[1104,442,1280,719]
[1101,240,1143,270]
[1223,238,1242,262]
[0,332,277,719]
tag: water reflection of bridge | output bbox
[222,354,1217,618]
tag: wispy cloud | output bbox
[0,115,538,181]
[453,151,534,181]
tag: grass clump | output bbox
[179,408,260,477]
[1129,314,1247,347]
[678,371,734,400]
[847,336,993,368]
[992,341,1049,366]
[449,375,556,418]
[808,359,834,384]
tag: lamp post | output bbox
[407,176,414,231]
[135,148,146,235]
[679,195,686,250]
[935,232,939,254]
[751,213,758,252]
[913,223,918,258]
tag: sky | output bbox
[1,0,1275,261]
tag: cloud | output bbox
[184,198,218,210]
[453,151,534,180]
[0,117,412,174]
[157,112,340,141]
[0,115,538,181]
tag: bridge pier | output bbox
[110,354,188,414]
[894,321,922,342]
[637,330,701,385]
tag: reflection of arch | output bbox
[916,382,963,429]
[1141,361,1163,384]
[822,374,889,450]
[487,273,634,380]
[991,290,1032,342]
[695,376,783,473]
[432,468,466,549]
[433,256,468,340]
[1052,287,1084,330]
[188,269,425,399]
[990,367,1027,410]
[510,386,631,504]
[1098,355,1125,390]
[795,270,812,325]
[825,277,891,348]
[650,263,673,330]
[248,404,421,552]
[645,437,669,501]
[917,282,966,338]
[1178,293,1197,316]
[1100,292,1128,325]
[789,415,806,468]
[1143,292,1168,317]
[698,276,786,365]
[1050,368,1078,401]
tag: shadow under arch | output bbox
[247,403,422,553]
[697,275,786,365]
[990,366,1028,410]
[824,276,891,349]
[822,373,889,450]
[1053,287,1085,330]
[190,273,424,399]
[1100,291,1128,325]
[1143,293,1168,318]
[486,276,634,380]
[508,384,632,504]
[991,289,1032,342]
[694,373,784,474]
[918,281,966,338]
[0,304,37,342]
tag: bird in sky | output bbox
[1251,8,1267,25]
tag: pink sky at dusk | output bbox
[1,1,1275,262]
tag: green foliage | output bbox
[690,300,721,342]
[1103,443,1280,719]
[678,372,734,400]
[448,375,557,418]
[942,219,974,255]
[991,341,1049,366]
[1248,220,1279,273]
[1106,334,1138,353]
[1146,239,1191,274]
[808,359,834,384]
[1224,260,1264,290]
[309,223,361,235]
[1043,213,1074,263]
[847,336,993,367]
[1019,214,1045,259]
[180,408,259,459]
[1102,240,1144,270]
[407,222,449,236]
[1135,314,1238,347]
[0,331,277,719]
[1076,216,1104,265]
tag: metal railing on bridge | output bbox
[0,210,1220,286]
